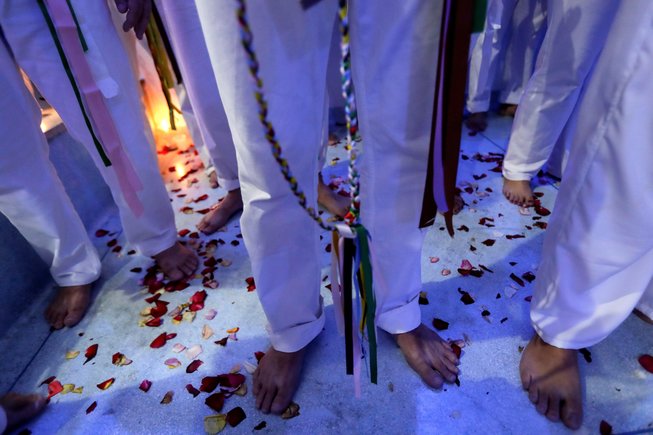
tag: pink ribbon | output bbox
[44,0,144,216]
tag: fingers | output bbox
[114,0,128,13]
[121,0,151,39]
[134,0,152,39]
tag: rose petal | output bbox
[186,344,203,360]
[281,402,300,419]
[48,380,64,399]
[150,333,168,349]
[226,407,246,427]
[139,380,152,392]
[112,352,132,366]
[202,324,215,340]
[204,414,227,435]
[96,378,115,390]
[161,391,174,404]
[84,344,99,365]
[164,358,181,369]
[186,384,200,397]
[65,350,80,360]
[638,354,653,374]
[441,269,451,276]
[86,401,97,414]
[205,309,218,320]
[205,393,225,412]
[600,420,613,435]
[432,318,449,331]
[187,360,203,374]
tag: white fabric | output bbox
[502,0,620,181]
[157,0,240,192]
[196,0,442,352]
[0,40,101,287]
[498,0,547,105]
[0,404,6,434]
[0,0,177,257]
[531,0,653,349]
[467,0,546,114]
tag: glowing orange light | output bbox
[174,163,187,179]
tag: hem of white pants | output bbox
[376,297,421,334]
[217,177,240,192]
[137,232,179,258]
[0,405,7,434]
[54,270,101,288]
[465,101,490,115]
[502,167,532,182]
[268,312,325,353]
[533,324,605,350]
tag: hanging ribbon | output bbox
[38,0,144,216]
[144,13,180,131]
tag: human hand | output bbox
[114,0,152,39]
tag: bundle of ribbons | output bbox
[37,0,144,216]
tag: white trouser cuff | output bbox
[54,270,101,288]
[376,296,421,334]
[0,405,7,434]
[268,310,325,353]
[636,301,653,321]
[137,232,179,258]
[532,324,605,350]
[502,165,533,181]
[466,100,491,114]
[217,176,241,192]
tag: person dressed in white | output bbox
[0,0,197,328]
[502,0,619,206]
[519,0,653,429]
[165,0,457,414]
[153,1,243,235]
[465,0,547,133]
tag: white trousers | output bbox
[196,0,441,352]
[531,0,653,349]
[157,0,240,192]
[502,0,620,181]
[0,41,101,287]
[466,0,545,114]
[0,0,177,257]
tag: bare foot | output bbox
[152,242,198,281]
[465,112,488,133]
[208,170,219,189]
[503,178,535,207]
[44,284,92,329]
[519,335,583,429]
[634,309,653,325]
[394,324,460,389]
[197,189,243,235]
[317,177,351,218]
[253,347,305,414]
[0,393,47,429]
[499,104,518,117]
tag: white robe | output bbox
[195,0,442,352]
[156,0,240,192]
[502,0,620,181]
[531,0,653,349]
[0,39,101,287]
[0,0,177,257]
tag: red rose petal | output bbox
[255,351,265,363]
[139,380,152,392]
[226,407,246,427]
[150,301,168,318]
[200,376,220,393]
[205,392,225,412]
[40,376,56,387]
[600,420,613,435]
[86,401,97,414]
[217,373,246,390]
[432,318,449,331]
[150,333,168,349]
[451,343,462,358]
[186,360,203,374]
[510,273,525,287]
[95,229,109,237]
[84,344,99,365]
[145,317,163,327]
[166,333,177,340]
[178,229,191,237]
[186,384,200,397]
[97,378,115,390]
[48,380,64,399]
[638,354,653,373]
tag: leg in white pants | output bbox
[0,0,177,257]
[531,1,653,349]
[466,0,519,114]
[0,41,101,287]
[196,0,441,351]
[499,0,547,105]
[502,0,619,182]
[157,0,240,192]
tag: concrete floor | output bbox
[2,115,652,434]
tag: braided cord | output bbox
[236,0,335,231]
[338,0,361,226]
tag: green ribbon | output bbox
[37,0,111,166]
[472,0,487,33]
[65,0,88,52]
[354,224,377,384]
